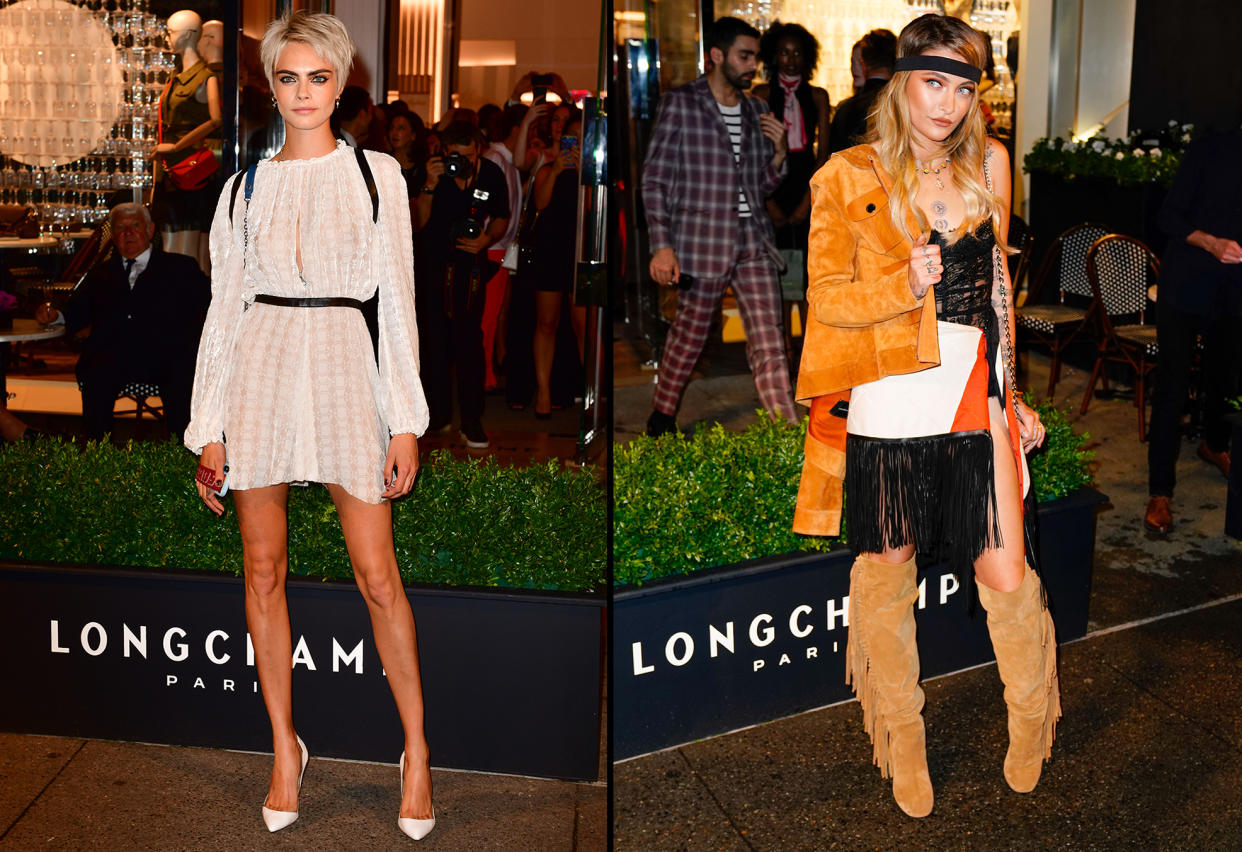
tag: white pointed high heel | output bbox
[397,752,436,841]
[261,735,308,832]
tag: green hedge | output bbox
[0,439,606,593]
[613,401,1094,587]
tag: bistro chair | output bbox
[1080,234,1160,440]
[1015,222,1111,398]
[75,377,167,438]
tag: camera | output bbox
[443,152,473,179]
[451,187,490,241]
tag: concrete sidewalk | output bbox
[0,736,606,850]
[615,595,1242,848]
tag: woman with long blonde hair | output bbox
[794,14,1057,818]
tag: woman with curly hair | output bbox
[752,21,831,350]
[794,14,1057,818]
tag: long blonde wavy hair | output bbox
[864,15,1009,253]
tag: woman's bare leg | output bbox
[326,484,433,820]
[974,398,1027,591]
[533,290,562,414]
[233,484,302,812]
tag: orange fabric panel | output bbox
[950,334,991,433]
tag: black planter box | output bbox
[1027,172,1167,275]
[1225,415,1242,540]
[613,488,1106,760]
[0,562,604,781]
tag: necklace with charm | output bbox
[918,157,952,231]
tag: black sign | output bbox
[0,563,603,781]
[614,489,1104,759]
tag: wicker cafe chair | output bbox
[1015,222,1112,398]
[74,377,167,438]
[1080,234,1160,440]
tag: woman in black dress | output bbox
[530,114,584,419]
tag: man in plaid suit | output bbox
[642,16,798,436]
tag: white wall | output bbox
[1015,0,1054,218]
[1075,0,1135,139]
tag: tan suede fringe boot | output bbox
[976,565,1062,793]
[845,554,934,818]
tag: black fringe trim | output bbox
[845,431,1003,578]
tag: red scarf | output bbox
[778,73,806,152]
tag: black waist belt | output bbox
[252,294,365,311]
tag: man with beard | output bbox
[641,16,796,436]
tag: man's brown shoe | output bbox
[1197,442,1231,478]
[1144,496,1172,533]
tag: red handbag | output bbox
[157,79,220,191]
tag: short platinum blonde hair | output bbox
[259,11,355,93]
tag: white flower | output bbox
[1115,151,1125,160]
[1133,147,1146,156]
[1150,147,1162,157]
[1169,119,1178,127]
[1066,141,1079,152]
[1183,123,1194,132]
[1183,133,1192,142]
[1092,140,1106,152]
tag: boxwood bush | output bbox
[614,401,1094,587]
[0,438,605,593]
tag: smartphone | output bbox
[195,463,231,496]
[532,73,554,104]
[560,135,579,153]
[675,273,694,291]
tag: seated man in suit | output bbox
[35,203,210,440]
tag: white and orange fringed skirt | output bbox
[844,320,1031,572]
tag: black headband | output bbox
[894,55,982,83]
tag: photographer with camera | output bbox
[412,122,510,449]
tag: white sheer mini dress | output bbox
[184,142,429,503]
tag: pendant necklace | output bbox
[918,157,952,232]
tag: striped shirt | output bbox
[716,101,751,217]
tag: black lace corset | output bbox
[934,220,1000,398]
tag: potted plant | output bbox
[613,402,1103,760]
[0,439,606,781]
[1022,122,1193,267]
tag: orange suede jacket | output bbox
[793,144,938,537]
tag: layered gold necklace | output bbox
[917,157,952,232]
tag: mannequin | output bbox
[152,9,222,271]
[200,19,225,73]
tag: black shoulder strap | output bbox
[228,153,377,223]
[228,169,244,220]
[354,147,379,223]
[228,163,258,220]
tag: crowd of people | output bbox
[320,76,587,446]
[1,70,586,451]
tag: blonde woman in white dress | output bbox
[184,12,435,841]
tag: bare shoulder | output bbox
[985,136,1011,174]
[812,86,831,109]
[752,83,770,100]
